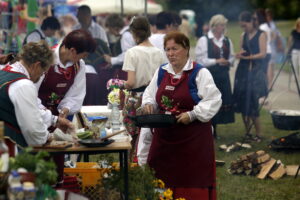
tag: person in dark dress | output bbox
[234,11,268,142]
[140,31,222,200]
[195,14,235,138]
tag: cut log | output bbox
[254,154,271,164]
[257,158,276,179]
[256,150,265,157]
[269,164,286,180]
[245,169,252,176]
[216,160,225,167]
[246,152,256,160]
[219,144,227,151]
[240,154,248,161]
[285,165,300,176]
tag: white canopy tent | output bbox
[67,0,163,15]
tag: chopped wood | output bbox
[255,150,265,157]
[219,145,227,151]
[269,164,286,180]
[254,154,271,164]
[241,143,252,149]
[245,169,252,176]
[246,152,256,159]
[239,154,248,161]
[285,165,300,176]
[216,160,226,167]
[257,159,276,179]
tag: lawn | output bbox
[226,20,295,52]
[215,109,300,200]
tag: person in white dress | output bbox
[121,16,165,161]
[254,9,272,90]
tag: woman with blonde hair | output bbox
[195,14,235,139]
[287,17,300,80]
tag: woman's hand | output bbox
[176,112,191,125]
[103,54,112,64]
[217,58,230,66]
[142,104,154,114]
[235,49,246,59]
[59,108,69,118]
[56,117,74,133]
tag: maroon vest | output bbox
[147,66,215,188]
[38,63,79,115]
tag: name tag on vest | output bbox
[56,83,67,88]
[165,85,175,91]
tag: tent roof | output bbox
[67,0,163,15]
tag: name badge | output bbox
[165,85,175,91]
[56,83,67,88]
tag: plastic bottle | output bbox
[111,103,121,132]
[7,170,24,200]
[23,182,36,200]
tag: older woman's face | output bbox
[165,39,189,68]
[213,23,226,34]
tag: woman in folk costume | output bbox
[195,14,235,139]
[0,41,73,156]
[140,31,222,200]
[36,29,96,118]
[35,29,96,184]
[234,11,267,142]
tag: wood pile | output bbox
[228,150,286,180]
[219,142,251,152]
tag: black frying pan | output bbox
[129,114,176,128]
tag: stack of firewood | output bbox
[228,150,286,180]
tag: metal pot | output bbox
[270,110,300,130]
[129,114,176,128]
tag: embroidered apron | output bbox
[147,67,215,188]
[38,63,79,115]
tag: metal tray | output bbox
[79,139,114,147]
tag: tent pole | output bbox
[121,0,124,17]
[144,0,148,16]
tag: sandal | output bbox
[252,136,262,143]
[244,133,253,142]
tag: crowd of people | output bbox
[0,3,299,199]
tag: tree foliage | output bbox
[162,0,299,20]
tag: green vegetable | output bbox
[77,131,94,139]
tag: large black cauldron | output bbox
[270,110,300,130]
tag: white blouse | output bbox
[122,45,166,89]
[5,62,50,146]
[35,44,86,115]
[195,30,235,67]
[137,59,222,165]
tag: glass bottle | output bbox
[111,103,121,132]
[0,121,9,173]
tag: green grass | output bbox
[215,109,300,200]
